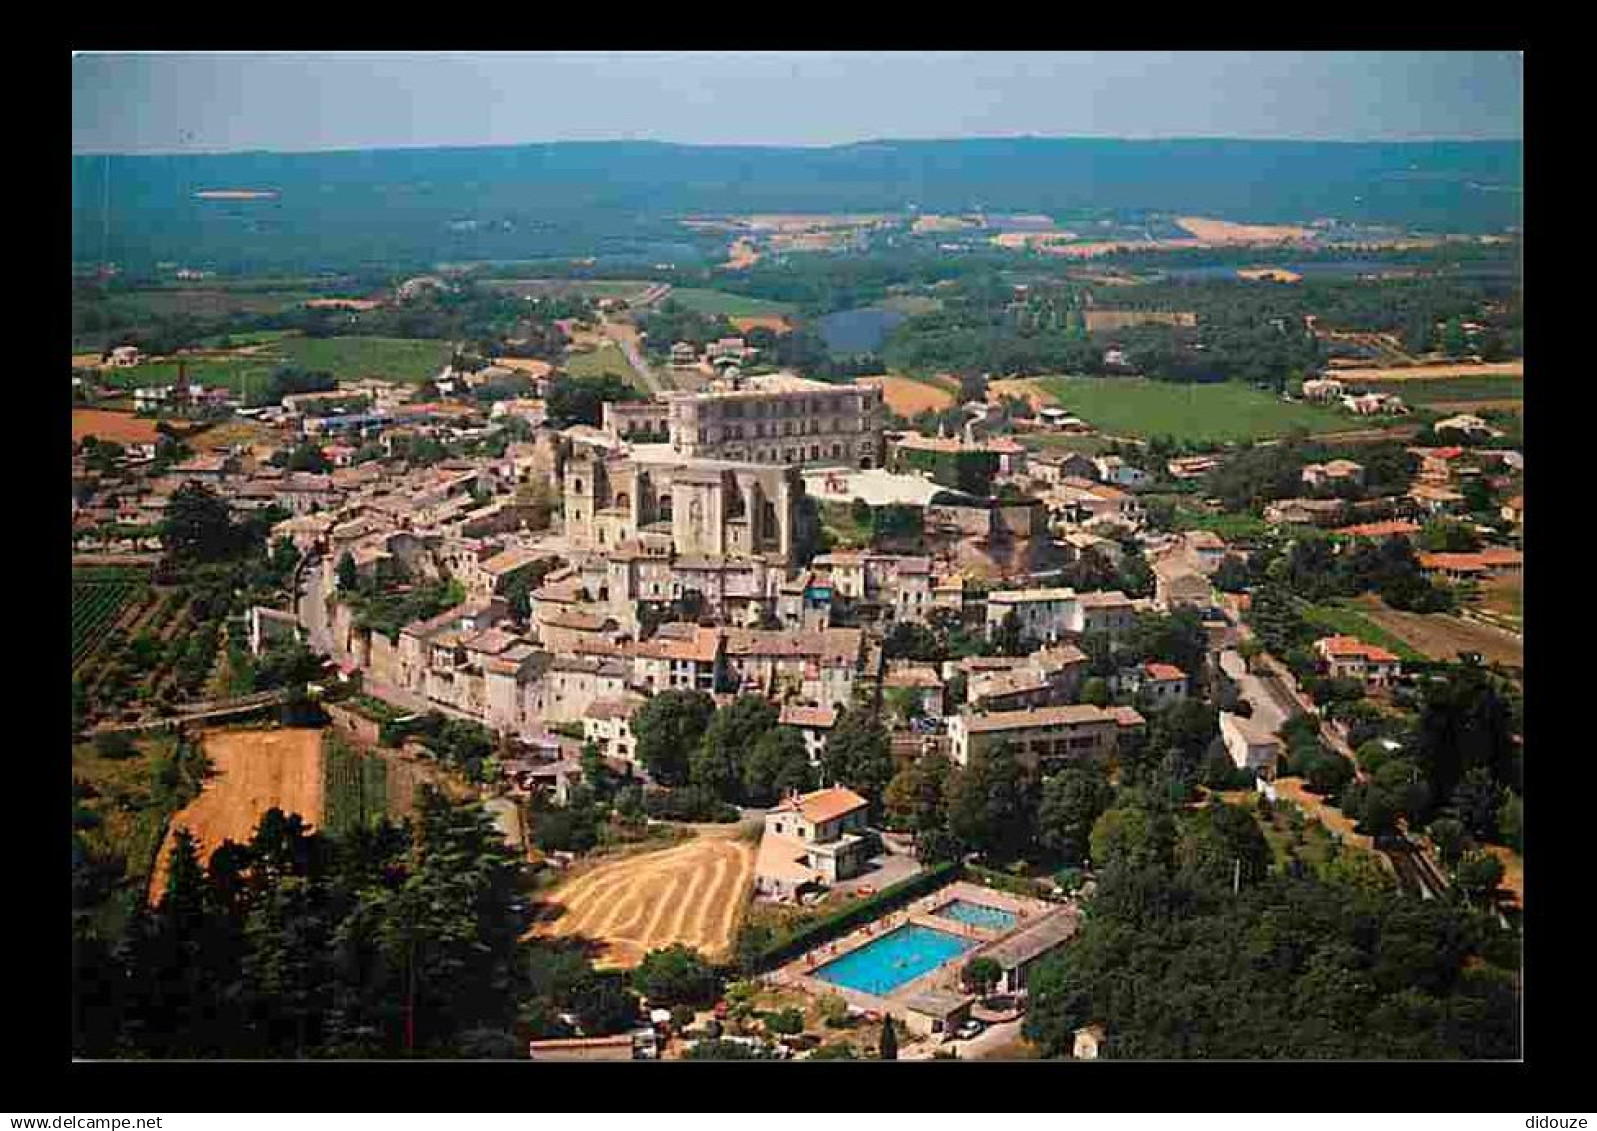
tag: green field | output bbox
[564,341,644,386]
[667,288,798,317]
[99,334,454,390]
[1355,376,1524,406]
[279,336,452,383]
[1300,600,1426,662]
[99,358,278,392]
[1034,376,1351,444]
[1018,432,1114,456]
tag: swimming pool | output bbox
[812,924,976,997]
[934,899,1018,931]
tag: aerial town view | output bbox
[68,50,1524,1066]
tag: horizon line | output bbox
[71,132,1525,160]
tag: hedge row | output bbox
[752,860,963,972]
[963,862,1057,902]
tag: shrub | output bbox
[642,786,739,823]
[750,861,962,971]
[762,1007,805,1035]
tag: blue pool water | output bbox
[813,924,976,996]
[934,899,1018,931]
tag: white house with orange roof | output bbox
[778,703,838,765]
[1315,635,1402,688]
[1113,661,1189,708]
[755,785,872,900]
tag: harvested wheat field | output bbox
[72,409,164,446]
[492,357,554,378]
[1237,267,1303,283]
[1327,361,1523,383]
[532,828,756,969]
[987,378,1055,410]
[1176,216,1314,243]
[150,728,325,901]
[857,374,956,416]
[730,315,791,334]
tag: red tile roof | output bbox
[771,785,868,825]
[1317,635,1401,664]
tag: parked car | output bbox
[954,1019,985,1041]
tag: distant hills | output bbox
[71,138,1522,272]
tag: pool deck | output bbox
[770,881,1058,1017]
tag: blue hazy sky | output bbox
[72,51,1523,155]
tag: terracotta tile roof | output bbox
[540,609,612,632]
[1110,706,1147,728]
[883,665,943,689]
[778,704,838,729]
[631,626,723,663]
[1078,590,1134,608]
[1317,635,1401,663]
[771,785,868,825]
[962,704,1121,734]
[724,627,862,664]
[1335,520,1420,539]
[481,545,547,575]
[1143,662,1186,683]
[585,694,644,721]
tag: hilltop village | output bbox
[72,265,1524,1062]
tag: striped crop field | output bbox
[72,572,148,669]
[322,733,390,837]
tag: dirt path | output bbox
[149,728,325,902]
[532,827,755,968]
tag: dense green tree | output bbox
[1413,664,1518,809]
[1429,817,1468,868]
[878,1014,898,1060]
[693,695,780,804]
[1037,765,1114,864]
[544,374,643,428]
[1452,850,1505,907]
[632,945,720,1008]
[819,708,895,804]
[1496,790,1522,854]
[963,956,1003,997]
[163,482,252,563]
[336,551,358,592]
[883,750,953,834]
[882,621,943,662]
[945,742,1038,862]
[632,690,715,787]
[742,726,816,808]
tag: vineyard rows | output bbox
[72,581,143,669]
[323,736,389,837]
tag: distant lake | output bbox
[819,307,906,354]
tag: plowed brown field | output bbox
[72,410,163,446]
[532,829,755,969]
[149,728,324,901]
